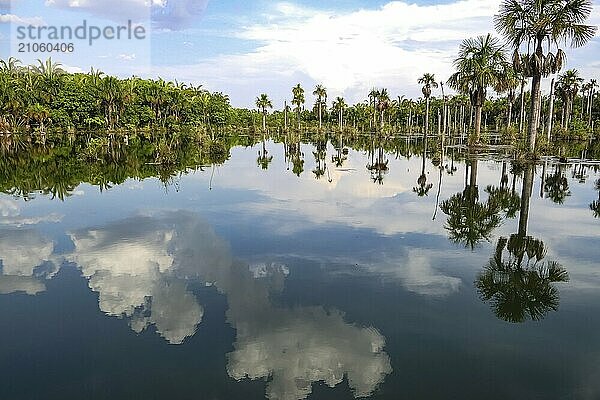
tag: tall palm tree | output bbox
[418,73,438,138]
[368,88,380,130]
[332,97,347,131]
[292,84,305,130]
[496,65,520,128]
[255,93,272,131]
[587,79,598,127]
[313,85,327,129]
[495,0,596,153]
[448,34,507,144]
[377,88,391,128]
[556,69,583,127]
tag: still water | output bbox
[1,137,599,399]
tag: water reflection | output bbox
[590,178,600,218]
[0,229,57,295]
[476,165,569,322]
[440,158,504,249]
[544,164,571,204]
[413,138,432,196]
[67,211,391,399]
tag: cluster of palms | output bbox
[0,58,237,133]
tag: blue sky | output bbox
[1,0,599,107]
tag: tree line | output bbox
[1,0,598,156]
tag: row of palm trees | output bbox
[252,0,597,155]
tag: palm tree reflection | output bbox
[476,164,569,323]
[476,235,568,323]
[440,158,503,249]
[413,138,432,196]
[590,178,600,218]
[544,164,571,204]
[257,138,273,171]
[367,142,389,185]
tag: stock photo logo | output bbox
[2,0,210,60]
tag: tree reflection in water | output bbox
[476,235,569,323]
[441,157,504,249]
[590,178,600,218]
[476,164,569,323]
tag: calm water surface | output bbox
[1,138,599,399]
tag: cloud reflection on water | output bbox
[67,211,391,399]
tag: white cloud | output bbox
[44,0,208,29]
[45,0,151,22]
[0,13,45,25]
[143,0,600,108]
[117,53,136,61]
[149,0,501,107]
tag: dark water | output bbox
[1,138,599,400]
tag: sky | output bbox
[1,0,599,108]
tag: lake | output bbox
[1,135,599,399]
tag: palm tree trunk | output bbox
[318,102,322,129]
[519,80,526,136]
[588,89,595,128]
[474,105,482,143]
[470,158,478,188]
[424,97,430,139]
[527,67,542,154]
[547,78,555,141]
[507,102,513,128]
[518,163,534,237]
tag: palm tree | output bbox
[495,0,596,153]
[556,69,583,127]
[588,79,598,127]
[332,97,347,131]
[255,93,272,131]
[418,73,438,138]
[292,84,305,130]
[368,88,380,130]
[497,66,520,128]
[448,34,507,144]
[97,76,127,129]
[313,85,327,129]
[377,88,391,128]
